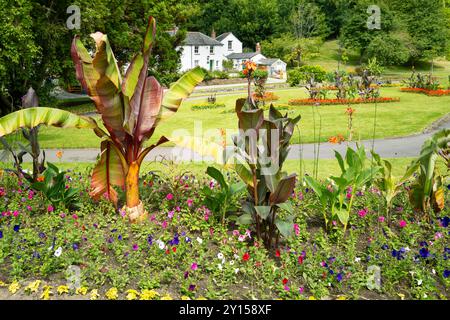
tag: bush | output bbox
[191,103,226,111]
[212,71,229,79]
[238,69,268,79]
[287,65,327,86]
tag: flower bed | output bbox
[400,88,450,96]
[288,97,400,106]
[252,91,280,102]
[191,103,226,111]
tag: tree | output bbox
[0,0,198,116]
[290,0,330,39]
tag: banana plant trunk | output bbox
[125,162,146,223]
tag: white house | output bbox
[174,30,286,78]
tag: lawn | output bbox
[18,87,450,149]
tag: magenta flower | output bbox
[168,211,174,219]
[12,210,19,217]
[358,209,368,218]
[399,220,407,228]
[26,206,32,211]
[47,205,54,213]
[294,224,300,236]
[72,214,78,220]
[191,263,198,271]
[378,216,385,223]
[187,199,193,207]
[161,220,168,229]
[166,193,174,201]
[132,244,138,251]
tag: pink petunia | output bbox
[399,220,407,228]
[358,209,368,218]
[47,205,54,213]
[378,216,385,223]
[166,193,174,201]
[187,199,193,207]
[191,263,198,271]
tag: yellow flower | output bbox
[197,296,207,300]
[25,280,41,294]
[140,289,159,300]
[308,296,317,300]
[181,295,191,300]
[105,287,118,300]
[161,294,173,300]
[0,280,7,287]
[90,289,100,300]
[76,286,88,295]
[8,281,20,294]
[126,289,140,300]
[57,285,69,295]
[398,293,405,300]
[40,286,53,300]
[336,296,346,300]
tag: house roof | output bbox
[216,32,231,42]
[226,52,260,60]
[184,32,223,46]
[259,58,285,66]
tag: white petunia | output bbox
[54,247,63,257]
[229,260,235,266]
[157,240,165,250]
[217,253,224,260]
[355,257,361,262]
[217,264,223,271]
[196,237,203,244]
[234,268,239,274]
[417,279,423,286]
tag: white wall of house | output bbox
[218,33,242,56]
[178,45,224,72]
[230,53,266,70]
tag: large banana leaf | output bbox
[122,17,156,134]
[160,67,206,123]
[71,32,125,145]
[90,140,128,206]
[0,107,96,137]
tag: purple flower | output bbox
[132,244,139,251]
[184,271,189,279]
[0,230,3,239]
[188,284,196,291]
[13,225,20,232]
[73,243,79,251]
[337,273,343,282]
[440,217,449,228]
[118,235,123,241]
[419,248,430,258]
[147,235,153,245]
[444,270,450,278]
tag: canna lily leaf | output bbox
[0,107,97,137]
[206,166,228,191]
[269,174,296,204]
[275,217,294,238]
[276,202,294,213]
[237,213,253,225]
[254,206,272,220]
[135,76,163,142]
[336,209,349,227]
[90,140,128,206]
[136,136,169,166]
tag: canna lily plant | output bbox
[71,17,205,222]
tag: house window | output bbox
[207,56,210,64]
[228,41,232,50]
[194,46,199,54]
[210,46,214,54]
[194,60,199,67]
[216,61,219,67]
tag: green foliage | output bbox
[231,99,301,248]
[31,162,80,210]
[366,33,411,66]
[305,145,380,232]
[191,103,226,111]
[222,59,234,71]
[288,65,327,86]
[408,129,450,216]
[202,167,246,223]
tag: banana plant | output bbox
[0,95,97,181]
[371,151,418,220]
[408,129,450,218]
[71,17,205,222]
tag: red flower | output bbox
[275,249,281,258]
[172,247,177,253]
[243,252,250,261]
[298,256,304,265]
[165,249,170,255]
[282,278,289,285]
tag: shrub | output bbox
[288,65,327,86]
[191,103,226,111]
[212,71,229,79]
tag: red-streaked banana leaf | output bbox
[269,174,297,204]
[0,107,97,137]
[90,140,128,206]
[71,32,125,146]
[122,17,156,134]
[160,67,206,123]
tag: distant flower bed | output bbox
[288,97,400,106]
[252,92,280,102]
[400,88,450,96]
[191,103,226,111]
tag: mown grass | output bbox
[25,86,450,149]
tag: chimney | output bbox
[211,29,216,39]
[256,42,261,53]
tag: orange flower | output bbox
[37,175,45,182]
[345,107,355,116]
[328,134,345,144]
[56,150,63,159]
[244,61,257,72]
